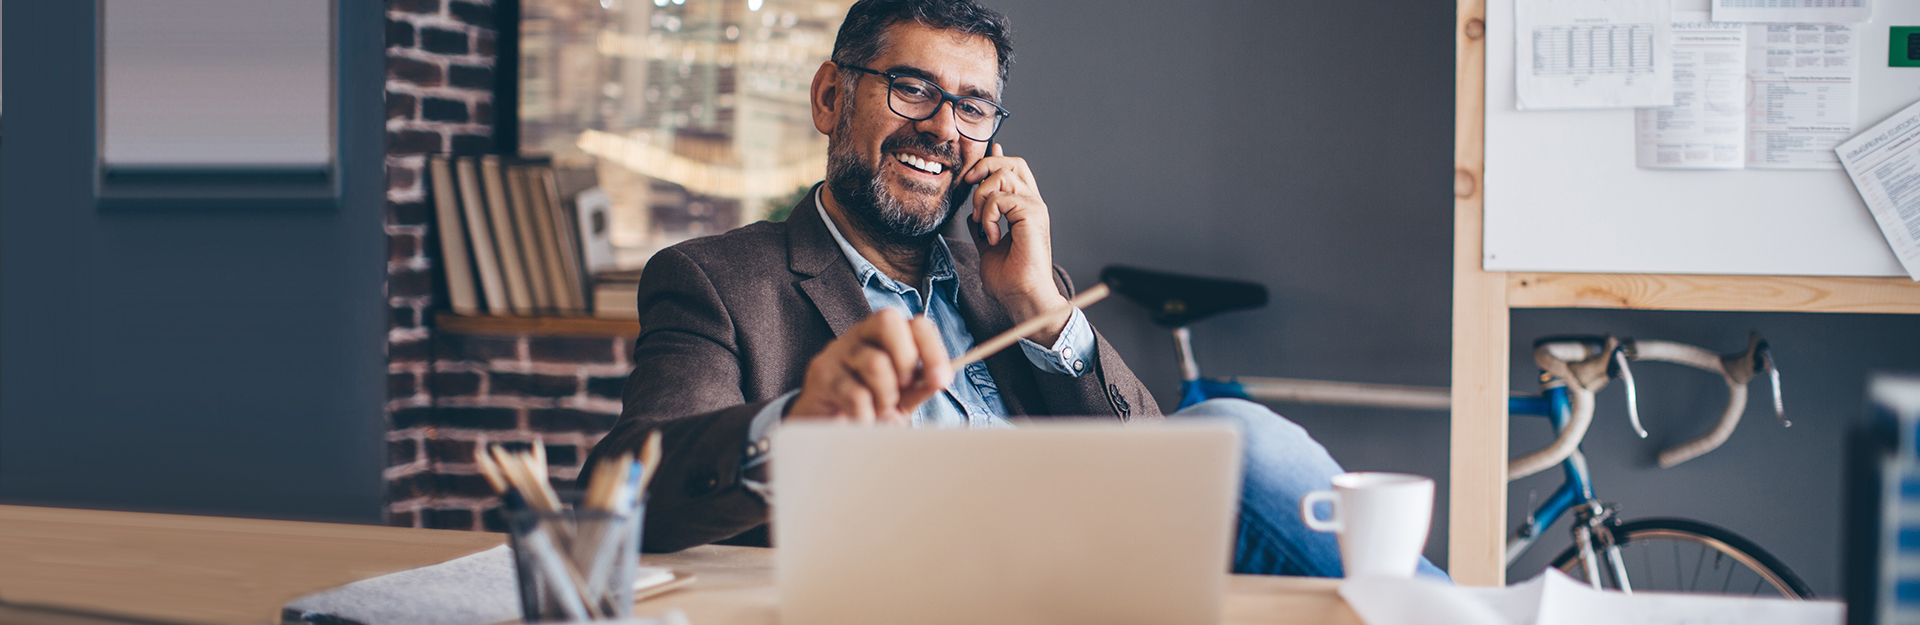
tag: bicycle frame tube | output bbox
[1506,386,1596,566]
[1181,378,1249,410]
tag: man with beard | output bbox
[585,0,1445,579]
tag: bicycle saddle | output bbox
[1099,265,1268,327]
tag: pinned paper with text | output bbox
[1836,97,1920,281]
[1747,22,1859,169]
[1516,0,1674,110]
[1636,14,1747,169]
[1712,0,1871,24]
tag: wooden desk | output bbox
[0,505,1361,625]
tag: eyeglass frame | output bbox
[840,64,1011,143]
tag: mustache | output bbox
[881,130,959,173]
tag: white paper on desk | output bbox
[1837,97,1920,281]
[1535,568,1842,625]
[1516,0,1674,110]
[1340,569,1841,625]
[1637,13,1747,169]
[1712,0,1871,24]
[1341,573,1544,625]
[1745,22,1859,169]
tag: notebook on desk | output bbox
[773,421,1244,625]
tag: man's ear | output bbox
[809,62,841,136]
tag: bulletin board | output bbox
[1483,0,1920,276]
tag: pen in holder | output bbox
[479,431,662,623]
[505,498,644,622]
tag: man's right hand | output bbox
[787,308,953,424]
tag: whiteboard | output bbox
[1485,0,1920,276]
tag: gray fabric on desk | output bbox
[281,544,520,625]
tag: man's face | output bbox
[824,22,1000,243]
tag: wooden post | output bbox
[1450,0,1509,586]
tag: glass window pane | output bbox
[521,0,852,268]
[101,0,333,169]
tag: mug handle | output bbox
[1299,490,1341,533]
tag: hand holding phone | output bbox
[960,142,1073,344]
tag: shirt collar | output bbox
[813,190,957,292]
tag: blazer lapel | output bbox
[946,236,1040,417]
[787,185,870,338]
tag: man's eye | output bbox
[893,82,933,101]
[957,99,991,120]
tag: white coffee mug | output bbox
[1298,472,1434,578]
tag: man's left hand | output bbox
[962,143,1072,345]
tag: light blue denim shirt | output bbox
[739,195,1097,477]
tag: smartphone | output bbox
[965,137,999,241]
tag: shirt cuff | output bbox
[1019,307,1095,377]
[742,391,797,473]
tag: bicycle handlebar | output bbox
[1633,335,1780,468]
[1509,337,1615,480]
[1508,334,1782,481]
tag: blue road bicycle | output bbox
[1101,265,1811,598]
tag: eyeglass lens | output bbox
[886,76,1001,141]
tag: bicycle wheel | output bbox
[1548,517,1813,599]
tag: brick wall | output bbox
[384,0,631,530]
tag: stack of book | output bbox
[428,155,629,318]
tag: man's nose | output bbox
[913,100,963,145]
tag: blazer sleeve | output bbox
[1033,265,1163,422]
[584,247,773,552]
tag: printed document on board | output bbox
[1747,22,1859,169]
[1836,98,1920,281]
[1516,0,1674,110]
[1636,14,1746,169]
[1712,0,1871,24]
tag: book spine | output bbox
[455,157,510,315]
[429,155,481,316]
[481,155,534,315]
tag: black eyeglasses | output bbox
[843,65,1010,142]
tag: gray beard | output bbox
[824,128,971,255]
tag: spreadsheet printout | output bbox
[1516,0,1674,110]
[1636,13,1748,169]
[1712,0,1871,24]
[1746,22,1859,169]
[1837,97,1920,281]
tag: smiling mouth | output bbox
[891,151,947,176]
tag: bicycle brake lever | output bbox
[1614,349,1647,438]
[1762,348,1788,427]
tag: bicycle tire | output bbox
[1548,517,1813,599]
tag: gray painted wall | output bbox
[987,0,1458,564]
[991,0,1920,598]
[0,0,390,523]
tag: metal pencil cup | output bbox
[505,501,644,622]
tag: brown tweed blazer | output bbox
[585,186,1162,552]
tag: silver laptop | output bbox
[773,421,1243,625]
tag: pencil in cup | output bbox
[505,500,641,622]
[486,433,661,622]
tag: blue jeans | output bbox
[1173,399,1450,580]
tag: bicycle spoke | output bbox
[1554,522,1808,599]
[1641,542,1653,589]
[1689,543,1706,591]
[1672,540,1681,590]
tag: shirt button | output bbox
[1073,360,1086,373]
[758,439,771,454]
[1059,346,1075,360]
